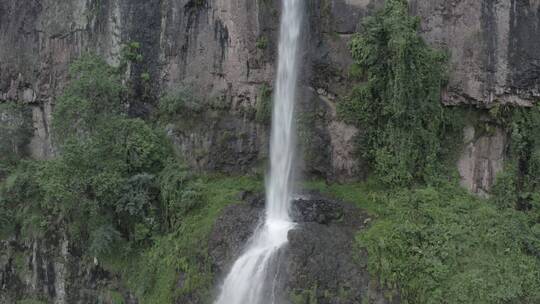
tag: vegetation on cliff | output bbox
[1,1,540,303]
[338,0,461,187]
[330,0,540,303]
[309,179,540,304]
[0,54,262,303]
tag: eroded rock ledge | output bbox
[209,191,398,304]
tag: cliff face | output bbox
[411,0,540,107]
[1,235,135,304]
[1,1,539,303]
[1,0,539,189]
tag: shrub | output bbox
[158,160,202,229]
[497,105,540,213]
[256,35,269,50]
[338,0,459,186]
[52,54,124,142]
[491,104,540,254]
[116,173,160,242]
[357,183,540,304]
[2,55,170,258]
[0,161,42,238]
[89,224,123,257]
[157,88,201,123]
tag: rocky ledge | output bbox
[209,191,398,304]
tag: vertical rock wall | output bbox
[0,0,539,189]
[1,0,540,301]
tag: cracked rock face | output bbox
[409,0,540,107]
[0,234,134,304]
[0,0,538,188]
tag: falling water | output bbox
[214,1,303,303]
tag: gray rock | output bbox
[3,0,537,185]
[208,192,398,304]
[209,192,265,275]
[290,196,344,224]
[0,232,131,304]
[409,0,540,107]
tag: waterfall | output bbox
[214,1,303,303]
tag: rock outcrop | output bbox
[209,191,397,304]
[0,233,135,304]
[457,122,507,197]
[410,0,540,107]
[2,1,539,302]
[3,0,538,186]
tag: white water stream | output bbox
[214,1,303,303]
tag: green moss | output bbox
[303,178,385,216]
[256,35,269,50]
[193,0,206,8]
[103,290,125,304]
[296,111,324,171]
[141,72,151,82]
[256,84,273,124]
[258,0,278,17]
[290,285,318,304]
[290,284,355,304]
[12,252,26,274]
[320,0,332,21]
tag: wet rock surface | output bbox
[290,193,344,224]
[209,191,396,304]
[209,191,265,275]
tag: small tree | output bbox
[338,0,457,186]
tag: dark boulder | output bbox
[290,193,344,224]
[208,191,398,304]
[208,192,265,276]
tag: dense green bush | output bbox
[492,105,540,217]
[357,183,540,304]
[158,159,203,230]
[308,179,540,304]
[338,0,459,186]
[16,298,47,304]
[53,54,124,142]
[0,55,174,257]
[110,175,262,304]
[0,54,267,303]
[323,2,540,296]
[0,161,42,238]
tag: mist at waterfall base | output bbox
[214,1,303,303]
